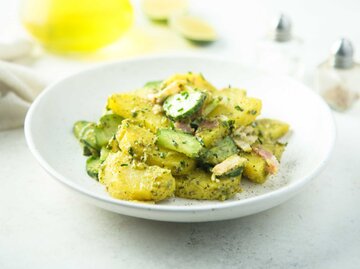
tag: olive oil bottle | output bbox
[21,0,133,53]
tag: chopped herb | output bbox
[172,139,179,147]
[196,137,205,146]
[131,110,138,118]
[234,105,244,112]
[188,71,192,75]
[221,120,235,129]
[169,121,175,130]
[177,108,184,112]
[180,160,186,167]
[180,91,189,99]
[159,152,166,158]
[120,163,128,167]
[248,110,257,115]
[128,147,134,156]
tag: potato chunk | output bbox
[240,152,268,184]
[240,142,286,184]
[99,151,175,202]
[254,119,290,141]
[175,169,241,201]
[209,88,262,127]
[116,120,196,175]
[107,93,169,132]
[162,73,217,93]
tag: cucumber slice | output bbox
[163,91,206,120]
[86,156,101,180]
[144,80,162,90]
[156,129,203,158]
[96,114,123,147]
[100,147,110,162]
[82,145,95,156]
[222,167,244,178]
[142,0,188,22]
[73,121,90,139]
[200,136,239,165]
[79,123,100,152]
[170,15,217,44]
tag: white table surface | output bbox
[1,0,360,268]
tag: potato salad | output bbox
[73,73,289,202]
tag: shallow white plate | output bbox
[25,55,335,222]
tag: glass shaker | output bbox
[255,13,304,79]
[315,38,360,111]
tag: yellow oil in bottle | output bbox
[21,0,133,53]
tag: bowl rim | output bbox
[24,54,336,213]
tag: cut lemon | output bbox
[170,15,217,44]
[142,0,188,22]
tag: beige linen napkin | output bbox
[0,38,46,130]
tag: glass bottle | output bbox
[315,38,360,111]
[20,0,134,53]
[255,13,304,79]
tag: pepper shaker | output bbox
[255,13,304,79]
[315,38,360,111]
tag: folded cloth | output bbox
[0,60,46,130]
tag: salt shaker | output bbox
[315,38,360,111]
[255,13,304,79]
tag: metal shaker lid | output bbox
[330,38,354,69]
[270,13,292,42]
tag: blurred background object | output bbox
[141,0,188,22]
[21,0,134,53]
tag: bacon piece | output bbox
[198,119,219,130]
[174,121,194,134]
[252,146,279,174]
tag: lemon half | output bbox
[170,15,217,44]
[142,0,188,22]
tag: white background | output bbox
[0,0,359,268]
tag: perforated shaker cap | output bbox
[271,13,292,42]
[330,38,354,69]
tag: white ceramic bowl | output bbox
[25,56,335,222]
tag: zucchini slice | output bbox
[163,91,206,120]
[142,0,188,22]
[86,156,102,180]
[170,15,217,44]
[156,128,203,158]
